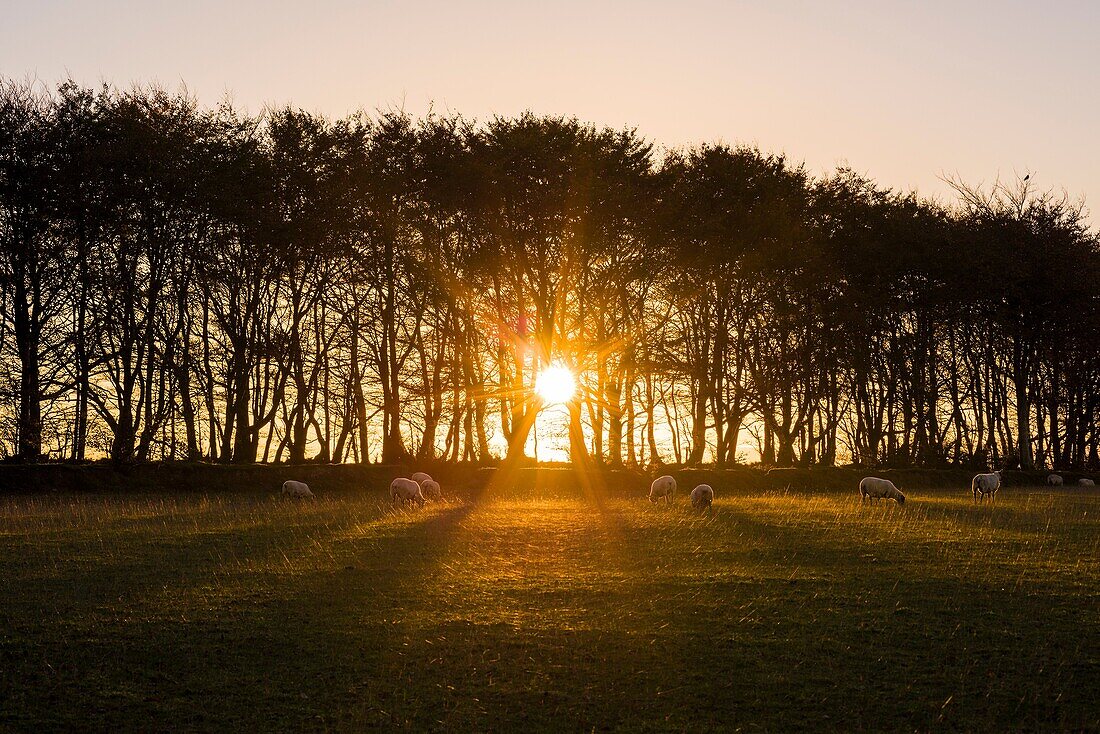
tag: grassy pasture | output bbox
[1,483,1098,731]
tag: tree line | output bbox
[1,78,1097,469]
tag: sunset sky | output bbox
[4,0,1099,220]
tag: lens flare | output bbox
[535,365,576,405]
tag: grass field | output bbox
[2,484,1099,731]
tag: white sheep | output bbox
[281,480,315,499]
[690,484,714,511]
[972,471,1001,503]
[410,471,433,487]
[390,477,426,508]
[1047,473,1063,486]
[858,476,905,505]
[649,475,676,505]
[421,478,442,501]
[1078,478,1095,486]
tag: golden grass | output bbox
[1,486,1098,730]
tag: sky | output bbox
[3,0,1099,222]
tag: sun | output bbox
[535,364,576,405]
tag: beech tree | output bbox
[2,77,1098,470]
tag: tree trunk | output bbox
[1013,333,1034,470]
[13,274,42,461]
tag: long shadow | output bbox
[226,472,646,729]
[603,499,1100,730]
[1,494,492,731]
[336,496,1099,730]
[5,489,1099,731]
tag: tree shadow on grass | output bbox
[1,494,489,725]
[3,491,1098,732]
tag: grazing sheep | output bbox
[1047,473,1063,486]
[1079,478,1095,486]
[858,477,906,505]
[690,484,714,511]
[281,480,315,499]
[390,477,426,508]
[410,471,433,487]
[972,471,1002,503]
[421,478,442,501]
[649,475,676,505]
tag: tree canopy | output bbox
[1,78,1097,469]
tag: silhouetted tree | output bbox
[2,76,1099,471]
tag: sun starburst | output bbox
[535,364,576,405]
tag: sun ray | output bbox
[534,364,576,405]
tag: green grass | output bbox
[1,485,1098,731]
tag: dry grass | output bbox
[1,485,1098,731]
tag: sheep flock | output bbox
[279,467,1093,513]
[641,468,1093,511]
[278,471,445,509]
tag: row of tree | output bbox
[1,79,1097,468]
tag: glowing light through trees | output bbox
[535,365,576,405]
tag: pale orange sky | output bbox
[4,0,1099,222]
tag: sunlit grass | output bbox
[1,487,1098,730]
